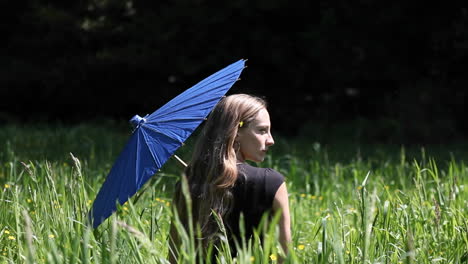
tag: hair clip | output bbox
[239,121,244,128]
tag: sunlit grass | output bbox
[0,123,467,263]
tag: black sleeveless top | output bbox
[172,163,284,259]
[226,163,285,247]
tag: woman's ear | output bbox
[235,127,241,138]
[236,130,243,140]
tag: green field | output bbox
[1,123,467,263]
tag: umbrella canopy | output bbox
[90,59,246,228]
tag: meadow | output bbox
[0,123,467,263]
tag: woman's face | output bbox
[236,108,275,163]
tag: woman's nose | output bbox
[266,133,274,146]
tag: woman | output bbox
[169,94,291,262]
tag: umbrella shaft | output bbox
[173,155,188,167]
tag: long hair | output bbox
[175,94,267,247]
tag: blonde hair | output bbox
[176,93,267,246]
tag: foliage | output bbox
[1,124,467,263]
[2,2,468,141]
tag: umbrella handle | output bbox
[173,155,188,167]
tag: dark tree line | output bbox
[1,1,468,143]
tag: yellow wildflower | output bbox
[4,230,10,234]
[8,236,15,240]
[300,193,306,198]
[4,184,10,188]
[48,234,55,239]
[27,199,32,203]
[297,244,305,250]
[269,254,277,261]
[250,256,255,262]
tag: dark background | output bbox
[1,1,467,144]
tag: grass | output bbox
[0,123,467,263]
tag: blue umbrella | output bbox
[90,59,246,228]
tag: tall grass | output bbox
[0,123,467,263]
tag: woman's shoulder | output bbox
[237,163,285,205]
[238,163,285,185]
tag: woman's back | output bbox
[227,163,284,244]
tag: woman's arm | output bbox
[272,182,291,259]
